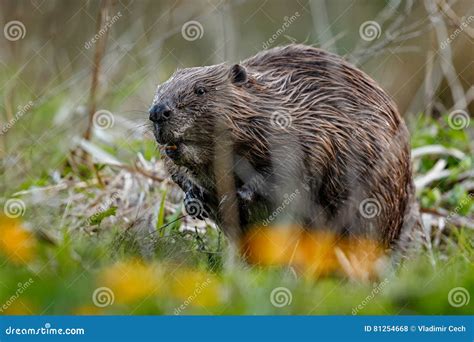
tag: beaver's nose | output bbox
[149,103,172,123]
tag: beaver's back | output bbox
[236,45,418,247]
[243,45,401,128]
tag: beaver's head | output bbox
[149,63,249,169]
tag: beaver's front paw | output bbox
[184,190,210,220]
[237,186,255,203]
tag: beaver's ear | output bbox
[229,64,247,85]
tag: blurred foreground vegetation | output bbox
[0,109,472,315]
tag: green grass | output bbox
[0,86,473,316]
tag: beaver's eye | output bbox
[195,86,206,96]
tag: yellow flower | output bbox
[1,300,37,315]
[171,269,220,308]
[241,225,385,280]
[98,260,163,304]
[336,237,385,281]
[300,231,340,277]
[0,216,36,264]
[241,226,305,266]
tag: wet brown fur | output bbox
[150,44,423,252]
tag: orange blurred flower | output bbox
[171,269,220,308]
[241,226,386,280]
[335,237,386,281]
[299,231,340,277]
[1,299,37,315]
[0,216,36,264]
[241,226,305,266]
[98,260,163,304]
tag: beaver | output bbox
[149,44,424,253]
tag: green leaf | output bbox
[88,206,117,226]
[157,190,167,236]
